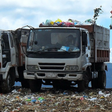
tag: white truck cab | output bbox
[0,30,17,93]
[24,24,110,92]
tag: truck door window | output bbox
[82,31,87,54]
[1,33,11,67]
[2,33,10,49]
[82,31,87,46]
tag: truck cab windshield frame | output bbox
[26,28,81,58]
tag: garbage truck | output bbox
[23,23,110,92]
[0,28,29,93]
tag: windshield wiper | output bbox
[27,49,43,54]
[41,47,60,51]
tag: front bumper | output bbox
[23,70,83,81]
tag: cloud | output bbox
[0,16,28,30]
[0,0,111,62]
[0,0,112,30]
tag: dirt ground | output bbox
[0,87,112,112]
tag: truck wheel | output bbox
[78,80,86,92]
[91,71,106,89]
[91,78,98,89]
[98,71,106,89]
[21,79,29,88]
[18,67,29,88]
[29,79,42,92]
[1,73,12,93]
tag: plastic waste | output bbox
[60,46,69,51]
[40,18,97,27]
[84,19,94,24]
[98,91,110,97]
[100,96,105,99]
[63,91,68,95]
[38,97,44,103]
[41,20,54,26]
[83,95,88,99]
[59,21,74,27]
[25,98,31,102]
[31,99,37,103]
[80,97,84,100]
[66,22,74,26]
[89,97,97,101]
[55,19,62,24]
[110,10,112,14]
[45,20,54,26]
[58,22,66,26]
[68,19,82,25]
[99,91,104,95]
[1,88,112,111]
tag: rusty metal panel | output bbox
[97,50,110,62]
[75,25,94,33]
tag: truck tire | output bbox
[21,79,29,88]
[78,80,86,92]
[91,71,106,89]
[98,71,106,89]
[18,66,29,88]
[29,79,42,92]
[1,73,12,93]
[91,78,98,89]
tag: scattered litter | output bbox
[89,97,97,101]
[0,88,112,111]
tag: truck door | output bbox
[1,33,11,67]
[8,33,16,66]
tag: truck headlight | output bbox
[27,65,39,71]
[65,65,79,71]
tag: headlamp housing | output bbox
[27,65,39,71]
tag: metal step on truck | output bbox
[23,23,110,92]
[0,27,30,93]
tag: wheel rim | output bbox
[7,74,11,90]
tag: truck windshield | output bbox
[27,29,80,53]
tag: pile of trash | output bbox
[39,18,94,27]
[0,88,112,112]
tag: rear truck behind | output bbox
[0,28,29,93]
[23,24,110,92]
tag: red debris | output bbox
[110,11,112,14]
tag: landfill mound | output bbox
[0,87,112,112]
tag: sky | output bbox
[0,0,112,62]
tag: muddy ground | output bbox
[0,86,112,112]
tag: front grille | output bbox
[38,63,65,70]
